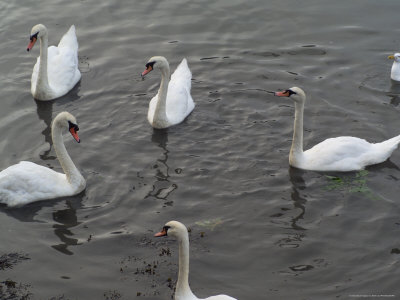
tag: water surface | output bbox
[0,0,400,299]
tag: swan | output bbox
[27,24,81,101]
[0,112,86,207]
[274,87,400,171]
[141,56,195,128]
[155,221,237,300]
[388,53,400,81]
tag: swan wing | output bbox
[303,136,396,171]
[57,25,79,51]
[203,295,237,300]
[48,25,81,96]
[0,161,73,207]
[166,58,195,124]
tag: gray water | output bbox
[1,0,400,299]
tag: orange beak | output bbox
[69,127,80,143]
[274,90,290,97]
[141,65,153,77]
[27,37,37,52]
[154,227,168,237]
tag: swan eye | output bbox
[286,89,297,96]
[163,225,171,234]
[145,61,155,69]
[68,121,79,132]
[30,32,39,41]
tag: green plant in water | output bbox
[325,170,378,200]
[195,218,224,231]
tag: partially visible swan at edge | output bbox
[0,112,86,207]
[27,24,81,101]
[388,53,400,81]
[141,56,195,129]
[274,87,400,171]
[155,221,237,300]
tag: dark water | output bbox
[1,0,400,299]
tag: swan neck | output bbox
[51,125,81,184]
[38,34,50,89]
[391,60,400,80]
[154,66,171,121]
[290,101,304,162]
[176,233,194,298]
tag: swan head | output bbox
[154,220,188,240]
[52,112,81,143]
[274,86,306,104]
[141,56,169,77]
[27,24,47,52]
[388,53,400,62]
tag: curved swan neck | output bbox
[154,65,171,123]
[51,124,81,185]
[290,101,305,163]
[176,233,196,299]
[38,33,50,90]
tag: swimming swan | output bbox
[27,24,81,101]
[275,87,400,171]
[141,56,195,129]
[388,53,400,81]
[155,221,237,300]
[0,112,86,207]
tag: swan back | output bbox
[168,58,194,118]
[47,25,81,96]
[58,25,79,51]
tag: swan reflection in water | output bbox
[288,167,307,231]
[145,129,178,205]
[35,99,56,160]
[0,194,84,255]
[388,81,400,107]
[34,81,81,161]
[275,167,308,249]
[51,196,84,255]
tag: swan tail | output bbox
[58,25,79,52]
[375,134,400,153]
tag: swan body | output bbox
[0,112,86,207]
[27,24,81,101]
[388,53,400,81]
[155,221,237,300]
[275,87,400,171]
[142,56,195,128]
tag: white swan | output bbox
[155,221,237,300]
[0,112,86,207]
[141,56,195,129]
[27,24,81,101]
[388,53,400,81]
[275,87,400,171]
